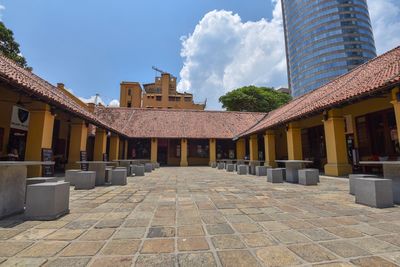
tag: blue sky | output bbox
[1,0,400,109]
[0,0,273,107]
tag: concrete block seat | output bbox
[144,163,153,173]
[267,168,284,183]
[237,165,249,175]
[133,165,145,176]
[74,171,96,190]
[355,178,393,208]
[211,162,217,168]
[27,177,58,185]
[349,174,378,195]
[255,166,268,176]
[110,169,127,186]
[298,169,319,186]
[25,181,70,220]
[65,169,81,186]
[217,162,225,170]
[226,164,235,172]
[155,162,160,168]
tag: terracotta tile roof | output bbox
[95,107,266,139]
[239,46,400,137]
[0,54,125,136]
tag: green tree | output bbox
[219,85,291,112]
[0,22,31,70]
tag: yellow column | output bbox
[323,109,352,176]
[180,138,188,167]
[287,123,302,160]
[264,130,277,167]
[249,134,259,161]
[151,138,158,163]
[25,103,55,177]
[209,138,216,165]
[67,119,88,169]
[236,138,246,159]
[93,128,107,161]
[109,133,120,161]
[124,140,128,159]
[391,87,400,135]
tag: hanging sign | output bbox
[11,106,30,131]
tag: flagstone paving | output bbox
[1,167,400,266]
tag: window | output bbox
[156,96,162,101]
[127,101,131,108]
[128,89,131,96]
[184,97,191,102]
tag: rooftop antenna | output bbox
[152,66,166,75]
[95,93,100,105]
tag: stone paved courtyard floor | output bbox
[1,167,400,266]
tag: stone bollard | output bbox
[237,165,249,175]
[111,169,127,186]
[211,162,217,168]
[349,174,377,195]
[65,170,81,186]
[133,165,145,176]
[355,178,393,208]
[144,163,153,173]
[74,171,96,190]
[267,168,284,183]
[298,169,319,185]
[226,164,235,172]
[255,166,268,176]
[217,163,225,170]
[25,182,70,220]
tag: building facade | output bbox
[281,0,377,97]
[120,72,206,110]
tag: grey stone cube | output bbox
[226,164,235,172]
[27,177,58,185]
[110,169,127,186]
[255,166,268,176]
[267,168,284,183]
[88,164,106,186]
[237,165,249,175]
[25,182,70,220]
[349,174,377,195]
[155,162,160,168]
[65,169,81,186]
[355,178,393,208]
[298,169,319,185]
[144,163,153,173]
[217,163,225,170]
[74,171,96,190]
[133,165,145,176]
[211,162,217,168]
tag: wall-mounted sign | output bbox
[11,106,30,131]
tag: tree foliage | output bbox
[219,85,291,112]
[0,22,31,70]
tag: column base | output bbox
[180,161,188,167]
[265,161,277,168]
[324,163,352,177]
[66,163,81,170]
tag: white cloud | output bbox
[0,5,5,21]
[368,0,400,54]
[178,2,287,110]
[78,95,105,105]
[109,99,120,107]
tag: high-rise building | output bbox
[281,0,377,97]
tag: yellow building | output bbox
[120,70,206,110]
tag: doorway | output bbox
[8,128,27,160]
[158,139,168,165]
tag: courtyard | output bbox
[0,167,400,267]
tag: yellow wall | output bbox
[25,102,55,177]
[93,128,107,161]
[392,87,400,136]
[151,138,158,163]
[264,130,277,167]
[109,133,120,161]
[209,138,216,165]
[120,82,142,108]
[180,138,188,166]
[249,134,259,160]
[67,119,88,169]
[287,123,302,160]
[236,138,246,159]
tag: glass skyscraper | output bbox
[281,0,377,97]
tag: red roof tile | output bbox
[95,107,266,139]
[239,46,400,137]
[0,54,126,136]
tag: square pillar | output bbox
[249,134,259,161]
[180,138,188,167]
[93,128,107,161]
[109,133,120,161]
[151,138,158,163]
[391,87,400,136]
[25,103,55,177]
[209,138,216,165]
[236,138,246,159]
[323,109,352,176]
[264,130,277,168]
[287,123,302,160]
[67,119,88,169]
